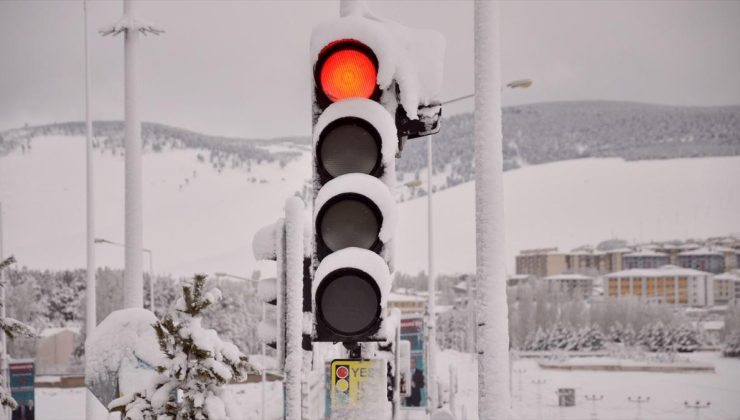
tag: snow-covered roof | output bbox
[679,247,725,257]
[39,326,81,338]
[543,274,593,281]
[605,265,712,278]
[623,250,669,258]
[607,247,635,254]
[388,292,425,303]
[715,272,740,281]
[519,247,561,255]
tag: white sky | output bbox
[1,0,739,139]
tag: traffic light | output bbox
[310,10,444,349]
[254,221,286,369]
[310,38,400,343]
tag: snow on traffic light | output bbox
[309,11,444,344]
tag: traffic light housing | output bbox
[311,39,399,343]
[310,11,444,345]
[253,221,286,368]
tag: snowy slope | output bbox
[1,135,739,277]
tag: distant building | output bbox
[564,246,631,276]
[387,293,426,315]
[36,326,80,376]
[677,248,726,274]
[714,272,740,306]
[623,250,671,269]
[604,265,714,307]
[542,274,595,300]
[515,247,566,278]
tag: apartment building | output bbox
[623,250,671,269]
[604,265,714,307]
[714,272,740,305]
[677,247,726,274]
[515,248,567,278]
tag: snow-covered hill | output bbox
[2,134,739,277]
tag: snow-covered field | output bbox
[36,351,740,420]
[1,135,739,277]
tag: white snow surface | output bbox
[257,277,277,303]
[312,98,397,185]
[314,173,397,245]
[253,222,278,261]
[2,135,740,278]
[85,308,162,398]
[311,11,445,119]
[36,351,740,420]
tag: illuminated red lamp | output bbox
[316,40,380,106]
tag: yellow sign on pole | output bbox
[330,359,384,410]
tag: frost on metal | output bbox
[85,308,163,407]
[313,173,397,245]
[310,9,445,120]
[312,99,398,186]
[257,277,277,303]
[283,196,305,420]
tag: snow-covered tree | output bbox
[0,256,37,410]
[608,321,636,346]
[110,274,253,419]
[723,329,740,358]
[576,324,606,351]
[671,324,701,353]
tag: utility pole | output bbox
[122,0,143,309]
[475,1,511,418]
[83,0,98,417]
[0,203,7,420]
[426,134,437,412]
[100,0,162,309]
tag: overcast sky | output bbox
[1,0,739,139]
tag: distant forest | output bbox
[2,101,739,195]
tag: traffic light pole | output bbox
[284,197,304,420]
[425,134,437,413]
[0,203,7,420]
[475,1,511,418]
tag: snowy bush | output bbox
[608,321,637,346]
[521,323,605,352]
[110,274,253,419]
[637,321,701,353]
[0,256,37,411]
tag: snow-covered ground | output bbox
[36,351,740,419]
[37,381,284,420]
[428,350,740,420]
[2,135,739,277]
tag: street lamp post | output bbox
[100,0,163,310]
[94,238,154,312]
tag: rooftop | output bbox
[544,273,594,281]
[624,249,670,257]
[605,265,712,278]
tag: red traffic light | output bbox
[318,41,378,103]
